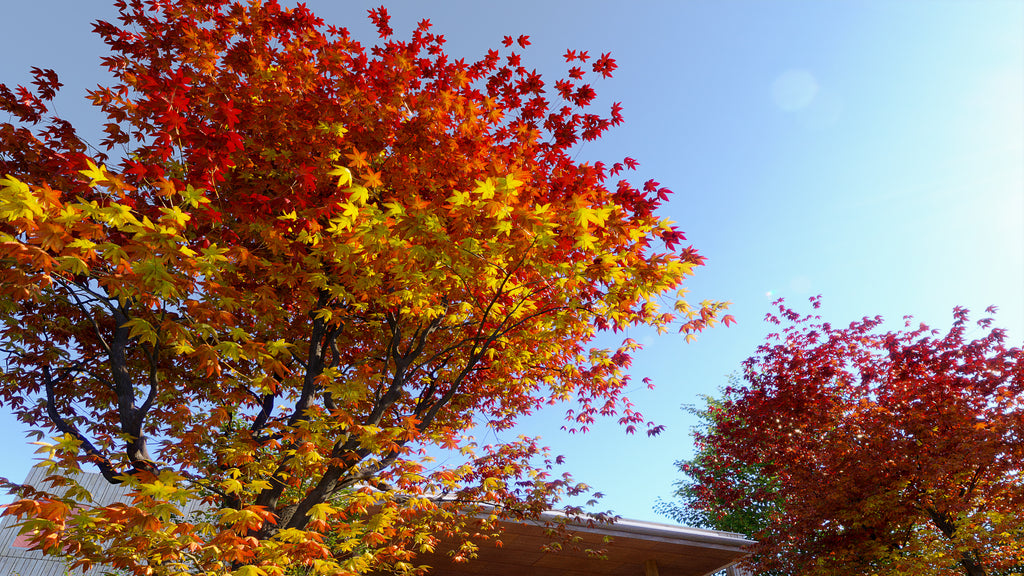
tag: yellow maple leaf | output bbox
[474,178,496,199]
[501,173,524,191]
[347,186,369,205]
[447,189,471,206]
[493,221,512,236]
[328,165,353,188]
[79,159,108,187]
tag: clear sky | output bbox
[1,1,1021,523]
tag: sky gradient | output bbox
[1,1,1021,523]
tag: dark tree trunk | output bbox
[926,507,987,576]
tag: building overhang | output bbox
[401,512,754,576]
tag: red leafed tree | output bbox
[690,298,1024,576]
[0,1,731,575]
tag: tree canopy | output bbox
[0,1,731,575]
[682,298,1024,576]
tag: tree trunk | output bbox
[926,507,987,576]
[957,552,988,576]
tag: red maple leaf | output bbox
[592,53,617,78]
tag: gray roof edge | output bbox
[532,510,757,550]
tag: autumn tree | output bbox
[687,298,1024,576]
[0,1,731,575]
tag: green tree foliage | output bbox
[656,388,781,538]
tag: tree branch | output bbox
[42,365,122,483]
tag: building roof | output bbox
[397,512,753,576]
[2,468,753,576]
[0,466,135,576]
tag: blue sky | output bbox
[1,1,1021,523]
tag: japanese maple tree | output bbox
[0,1,731,575]
[688,298,1024,576]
